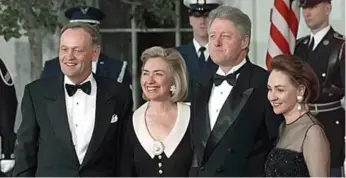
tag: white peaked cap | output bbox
[183,0,223,8]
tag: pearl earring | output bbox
[170,85,176,95]
[297,95,303,111]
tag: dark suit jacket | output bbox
[176,42,218,102]
[294,27,344,103]
[190,60,282,176]
[176,42,218,82]
[40,53,132,88]
[13,74,133,177]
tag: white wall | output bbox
[223,0,345,69]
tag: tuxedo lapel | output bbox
[45,75,79,164]
[81,76,115,167]
[203,62,254,163]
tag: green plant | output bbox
[0,0,86,41]
[120,0,177,27]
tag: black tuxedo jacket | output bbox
[190,60,283,176]
[13,74,133,177]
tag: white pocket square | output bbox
[111,114,118,123]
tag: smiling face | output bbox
[141,57,173,101]
[267,70,304,115]
[59,27,100,84]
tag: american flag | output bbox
[266,0,300,69]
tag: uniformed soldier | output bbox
[0,59,17,176]
[177,0,222,102]
[41,6,132,88]
[295,0,345,176]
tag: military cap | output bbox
[65,6,105,25]
[184,0,223,17]
[299,0,332,8]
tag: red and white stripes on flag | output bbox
[266,0,300,69]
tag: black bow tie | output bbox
[213,66,244,86]
[213,73,237,86]
[65,81,91,96]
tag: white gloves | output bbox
[0,160,15,173]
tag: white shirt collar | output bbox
[92,60,98,73]
[310,25,330,50]
[133,102,190,159]
[216,58,247,76]
[193,39,209,60]
[64,72,94,85]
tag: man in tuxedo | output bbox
[41,6,132,88]
[177,0,222,102]
[13,22,133,176]
[294,0,345,176]
[190,6,282,176]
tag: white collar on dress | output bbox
[132,102,190,159]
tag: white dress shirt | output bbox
[92,60,97,73]
[64,73,97,164]
[310,25,330,51]
[208,59,246,130]
[193,39,209,61]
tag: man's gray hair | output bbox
[208,6,252,38]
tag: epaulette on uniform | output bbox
[296,35,310,46]
[331,32,345,62]
[333,32,345,41]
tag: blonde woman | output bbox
[120,46,192,176]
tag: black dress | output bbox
[119,102,193,177]
[265,112,330,177]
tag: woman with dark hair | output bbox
[265,54,330,177]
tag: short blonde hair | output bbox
[140,46,188,102]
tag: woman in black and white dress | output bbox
[119,46,192,177]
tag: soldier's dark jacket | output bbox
[294,27,345,167]
[0,58,17,161]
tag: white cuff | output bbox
[0,154,14,159]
